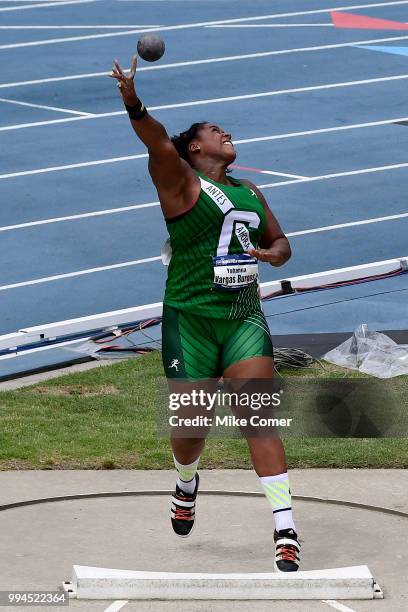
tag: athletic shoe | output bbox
[171,473,199,537]
[273,528,300,572]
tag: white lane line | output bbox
[322,601,358,612]
[257,169,308,179]
[3,33,408,90]
[208,24,334,28]
[0,97,92,116]
[287,212,408,236]
[0,201,160,232]
[1,113,408,181]
[0,153,148,179]
[258,162,408,188]
[0,0,99,11]
[1,204,406,236]
[234,116,408,144]
[2,213,407,291]
[3,72,408,134]
[103,601,128,612]
[0,27,149,48]
[2,113,408,180]
[0,24,160,29]
[119,1,408,13]
[1,1,408,47]
[0,256,162,292]
[231,164,308,179]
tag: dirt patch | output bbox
[27,384,120,397]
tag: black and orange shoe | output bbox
[170,473,199,538]
[273,528,300,572]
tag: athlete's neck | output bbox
[194,161,232,186]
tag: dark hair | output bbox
[171,122,208,165]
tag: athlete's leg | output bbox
[162,305,220,535]
[222,321,300,570]
[169,378,218,465]
[223,355,287,476]
[162,305,220,463]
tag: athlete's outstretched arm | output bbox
[241,180,291,266]
[110,56,199,215]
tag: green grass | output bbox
[0,352,406,470]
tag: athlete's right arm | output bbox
[110,57,200,217]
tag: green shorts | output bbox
[161,304,274,379]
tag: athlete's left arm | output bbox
[240,180,291,266]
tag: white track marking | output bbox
[287,212,408,237]
[119,1,408,12]
[0,202,160,232]
[258,162,408,189]
[1,205,406,236]
[232,165,308,179]
[2,72,408,133]
[2,214,407,291]
[0,97,92,116]
[0,256,162,292]
[0,33,408,89]
[0,27,155,48]
[3,129,408,181]
[234,116,408,144]
[258,170,308,179]
[3,33,408,90]
[0,0,99,11]
[322,601,358,612]
[0,153,148,179]
[1,1,408,47]
[103,602,128,612]
[0,24,160,29]
[208,24,334,28]
[2,112,408,180]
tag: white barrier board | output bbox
[63,564,383,600]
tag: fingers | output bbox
[114,59,125,75]
[248,248,263,261]
[109,57,136,84]
[109,62,125,80]
[248,248,280,263]
[129,55,137,79]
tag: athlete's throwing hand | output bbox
[109,55,138,106]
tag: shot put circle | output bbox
[137,35,165,62]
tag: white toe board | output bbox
[65,564,382,600]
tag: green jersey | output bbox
[163,171,266,319]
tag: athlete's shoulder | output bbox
[238,178,267,205]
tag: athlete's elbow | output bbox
[284,240,292,262]
[274,237,292,265]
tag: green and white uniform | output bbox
[162,171,274,379]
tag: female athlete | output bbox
[111,56,300,572]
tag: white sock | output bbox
[173,454,200,495]
[260,472,296,533]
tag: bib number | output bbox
[213,253,259,292]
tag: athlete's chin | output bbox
[225,150,236,164]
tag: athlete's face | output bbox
[190,123,236,164]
